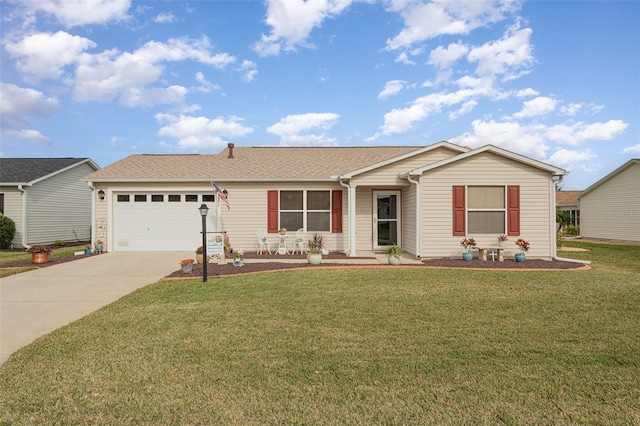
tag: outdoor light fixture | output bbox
[98,190,105,200]
[199,203,209,282]
[223,189,228,199]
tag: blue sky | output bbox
[1,0,638,190]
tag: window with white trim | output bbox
[280,190,330,232]
[467,186,506,234]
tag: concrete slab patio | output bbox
[0,252,189,366]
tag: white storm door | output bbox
[373,190,400,251]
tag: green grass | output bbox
[0,244,87,277]
[1,242,639,424]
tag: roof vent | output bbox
[228,143,234,159]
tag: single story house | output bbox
[577,159,640,243]
[556,190,581,229]
[0,157,100,247]
[86,142,567,259]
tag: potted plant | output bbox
[497,234,508,246]
[84,244,92,255]
[307,233,325,265]
[233,252,244,267]
[195,246,205,264]
[460,237,476,261]
[514,238,530,262]
[27,244,52,264]
[179,258,195,273]
[385,245,406,265]
[94,240,103,253]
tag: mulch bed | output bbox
[2,251,588,278]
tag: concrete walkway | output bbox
[0,252,189,366]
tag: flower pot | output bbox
[307,253,322,265]
[462,252,473,261]
[233,258,244,267]
[388,255,402,265]
[84,248,91,255]
[181,264,194,273]
[31,252,49,264]
[515,253,526,262]
[94,244,103,253]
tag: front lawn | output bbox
[0,244,89,278]
[1,242,639,424]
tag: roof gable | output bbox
[577,159,640,199]
[402,145,567,177]
[339,141,468,179]
[556,190,581,206]
[0,158,99,185]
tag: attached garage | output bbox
[112,192,218,251]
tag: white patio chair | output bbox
[291,228,307,254]
[256,229,271,255]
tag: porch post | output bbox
[348,185,357,257]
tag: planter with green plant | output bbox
[307,233,325,265]
[385,245,406,265]
[233,252,244,267]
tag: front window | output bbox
[467,186,505,234]
[280,190,330,232]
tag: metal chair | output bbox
[291,228,307,254]
[256,229,271,254]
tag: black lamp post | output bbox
[199,203,209,282]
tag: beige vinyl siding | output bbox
[0,187,24,247]
[419,152,555,259]
[580,163,640,242]
[351,147,459,186]
[25,163,95,244]
[402,184,417,255]
[355,189,374,252]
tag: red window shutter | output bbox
[331,190,343,233]
[507,185,520,236]
[267,190,279,233]
[452,185,466,236]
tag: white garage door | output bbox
[113,193,218,251]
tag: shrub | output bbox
[54,240,66,247]
[0,214,16,249]
[565,225,580,236]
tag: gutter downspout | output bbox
[339,178,356,257]
[407,174,420,258]
[18,185,29,249]
[551,175,591,265]
[88,181,96,247]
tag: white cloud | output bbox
[621,144,640,154]
[378,80,406,99]
[515,88,539,98]
[4,31,96,79]
[119,85,187,107]
[428,42,469,68]
[154,12,176,23]
[386,0,518,51]
[15,0,131,27]
[74,37,236,104]
[0,83,58,143]
[548,148,595,168]
[467,25,534,78]
[155,113,253,150]
[513,96,557,118]
[194,72,221,93]
[451,119,550,159]
[252,0,353,56]
[267,112,340,145]
[239,60,258,82]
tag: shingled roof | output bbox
[86,145,426,181]
[0,158,97,184]
[556,190,581,207]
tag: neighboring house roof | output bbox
[87,145,428,182]
[577,159,640,199]
[556,190,581,207]
[0,158,99,185]
[400,144,567,177]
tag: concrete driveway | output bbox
[0,252,189,366]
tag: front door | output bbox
[373,190,400,251]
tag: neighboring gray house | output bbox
[577,159,640,243]
[0,158,100,247]
[87,142,567,259]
